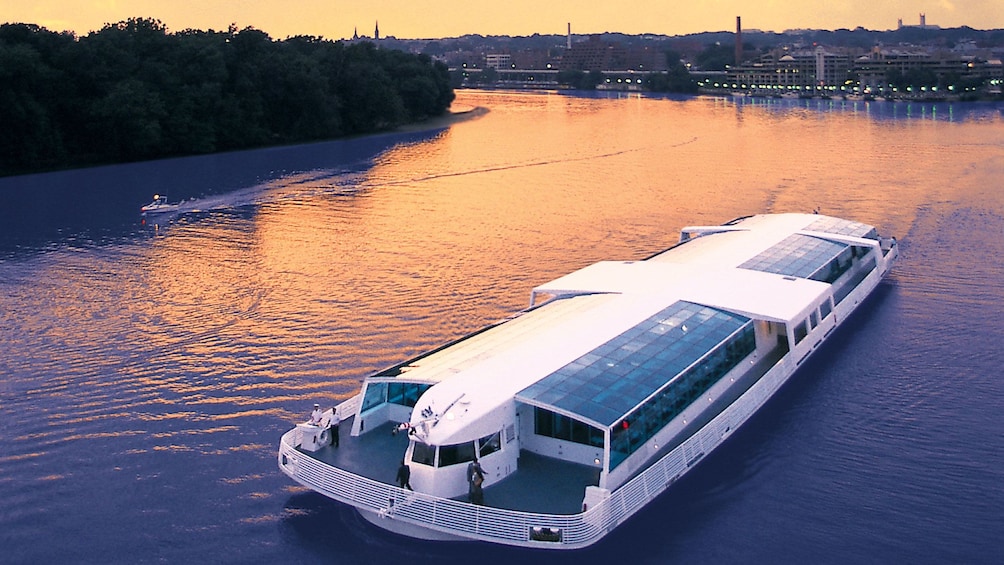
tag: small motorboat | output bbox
[140,194,180,214]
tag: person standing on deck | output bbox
[396,459,413,490]
[329,407,340,447]
[467,458,484,505]
[309,404,323,425]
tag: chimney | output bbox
[567,22,572,49]
[735,16,743,66]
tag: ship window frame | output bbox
[411,441,436,466]
[387,382,431,408]
[478,432,502,458]
[820,297,833,319]
[794,320,808,344]
[438,440,477,467]
[360,382,387,413]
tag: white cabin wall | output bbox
[353,403,412,436]
[521,434,605,467]
[409,401,520,499]
[754,319,783,354]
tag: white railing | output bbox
[279,355,802,549]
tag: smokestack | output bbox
[567,22,572,49]
[735,16,742,66]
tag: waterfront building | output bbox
[727,46,853,96]
[714,43,998,98]
[485,53,512,70]
[561,35,667,73]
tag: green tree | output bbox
[645,49,698,93]
[695,43,735,71]
[0,20,456,175]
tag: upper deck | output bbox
[392,213,890,447]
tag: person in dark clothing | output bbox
[466,459,484,505]
[396,459,413,490]
[329,408,340,447]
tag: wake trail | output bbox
[384,136,700,187]
[160,136,700,213]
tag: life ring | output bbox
[319,428,329,445]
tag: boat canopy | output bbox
[515,300,751,428]
[532,260,830,324]
[403,213,879,444]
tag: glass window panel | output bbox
[479,432,501,457]
[360,382,387,412]
[517,301,752,430]
[411,441,435,466]
[794,321,808,343]
[438,441,476,467]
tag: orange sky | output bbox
[2,1,1000,39]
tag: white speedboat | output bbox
[140,194,180,214]
[278,213,898,549]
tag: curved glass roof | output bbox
[516,301,751,428]
[738,234,848,280]
[806,216,877,239]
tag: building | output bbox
[726,46,854,95]
[561,35,667,72]
[485,53,512,70]
[708,41,999,98]
[898,14,940,30]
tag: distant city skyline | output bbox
[2,0,1002,39]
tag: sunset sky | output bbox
[2,1,1000,40]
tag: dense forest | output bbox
[0,18,455,176]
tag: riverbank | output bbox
[0,106,488,180]
[393,104,489,133]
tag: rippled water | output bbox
[1,91,1003,564]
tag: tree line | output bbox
[0,19,455,176]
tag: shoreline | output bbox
[391,105,489,134]
[1,106,490,179]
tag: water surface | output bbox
[1,90,1002,564]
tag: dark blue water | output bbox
[2,91,1003,564]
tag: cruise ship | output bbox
[278,213,898,549]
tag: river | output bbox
[1,90,1002,564]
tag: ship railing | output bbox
[328,395,360,422]
[279,357,795,549]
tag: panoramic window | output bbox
[387,382,431,408]
[609,323,755,469]
[534,408,604,448]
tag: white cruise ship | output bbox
[278,212,899,549]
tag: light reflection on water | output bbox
[1,90,1003,563]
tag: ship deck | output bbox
[297,418,600,514]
